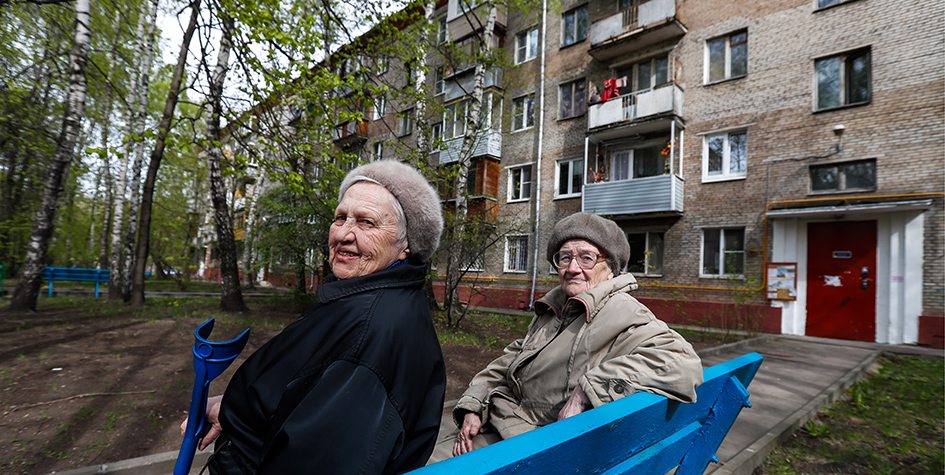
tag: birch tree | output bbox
[9,0,92,311]
[108,0,150,300]
[129,0,202,307]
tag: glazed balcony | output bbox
[331,121,367,144]
[588,0,686,63]
[583,173,684,216]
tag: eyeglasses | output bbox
[552,251,607,270]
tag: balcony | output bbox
[588,0,686,63]
[588,84,683,137]
[448,1,507,40]
[439,128,502,165]
[444,68,503,102]
[583,174,684,216]
[332,121,367,145]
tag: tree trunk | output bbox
[204,11,247,312]
[445,0,497,322]
[9,0,92,311]
[121,0,159,301]
[240,175,263,289]
[94,10,121,269]
[129,0,202,307]
[108,0,150,300]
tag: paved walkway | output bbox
[52,334,943,475]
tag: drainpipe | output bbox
[528,0,548,309]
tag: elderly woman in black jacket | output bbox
[182,160,446,475]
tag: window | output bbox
[611,144,666,181]
[508,165,532,202]
[627,231,664,275]
[515,27,539,64]
[458,0,480,14]
[371,142,383,161]
[703,130,747,181]
[434,67,445,95]
[556,158,583,197]
[810,159,875,192]
[559,78,586,119]
[373,96,386,120]
[815,48,870,110]
[705,30,747,83]
[399,109,414,136]
[445,100,468,138]
[437,17,448,45]
[375,56,388,75]
[702,228,745,277]
[430,122,443,151]
[512,94,535,131]
[505,235,529,272]
[562,5,588,46]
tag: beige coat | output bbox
[453,273,703,440]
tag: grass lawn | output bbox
[757,354,944,475]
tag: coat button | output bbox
[614,383,624,394]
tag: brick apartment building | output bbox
[206,0,944,347]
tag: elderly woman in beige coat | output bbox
[428,212,703,462]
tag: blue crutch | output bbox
[174,318,250,475]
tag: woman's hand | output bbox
[558,385,591,421]
[453,412,482,456]
[179,395,224,451]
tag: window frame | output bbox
[809,158,876,193]
[504,234,530,273]
[626,230,665,276]
[515,27,539,64]
[511,93,536,131]
[399,108,414,136]
[558,78,587,119]
[701,129,748,183]
[814,47,871,111]
[373,96,386,121]
[561,5,588,47]
[555,158,584,198]
[437,16,449,45]
[371,141,383,161]
[701,227,746,278]
[434,66,446,96]
[507,164,533,202]
[704,29,748,84]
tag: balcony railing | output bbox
[588,84,683,131]
[582,174,684,216]
[439,128,502,165]
[332,121,368,143]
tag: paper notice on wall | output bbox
[766,263,797,300]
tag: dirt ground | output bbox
[0,297,726,475]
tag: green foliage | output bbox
[760,354,944,475]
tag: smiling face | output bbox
[557,239,614,297]
[328,182,409,280]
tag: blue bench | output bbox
[42,267,110,298]
[412,352,764,475]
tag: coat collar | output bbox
[317,263,426,303]
[535,273,639,323]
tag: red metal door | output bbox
[806,220,877,341]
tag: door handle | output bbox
[860,266,869,290]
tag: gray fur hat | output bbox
[338,160,443,264]
[546,212,630,274]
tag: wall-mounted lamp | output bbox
[833,124,845,152]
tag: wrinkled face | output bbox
[557,239,614,297]
[329,182,408,280]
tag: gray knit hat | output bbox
[546,213,630,274]
[338,160,443,264]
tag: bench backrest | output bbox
[412,352,764,475]
[42,267,110,282]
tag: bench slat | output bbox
[413,352,763,475]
